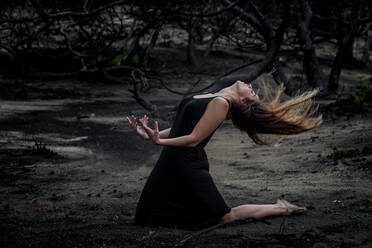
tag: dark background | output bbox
[1,1,372,247]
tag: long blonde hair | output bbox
[230,83,322,145]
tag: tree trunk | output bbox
[297,0,327,93]
[361,24,372,68]
[328,0,361,94]
[344,36,356,64]
[208,1,290,93]
[203,31,220,57]
[143,28,160,69]
[328,30,357,93]
[187,29,199,67]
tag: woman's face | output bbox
[235,81,259,102]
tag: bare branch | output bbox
[30,0,130,19]
[221,59,263,77]
[176,1,238,17]
[175,217,271,247]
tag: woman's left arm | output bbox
[141,97,229,147]
[159,128,171,138]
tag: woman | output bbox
[126,80,322,230]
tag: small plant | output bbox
[347,197,372,219]
[247,54,257,61]
[137,230,158,241]
[346,191,355,200]
[352,75,368,112]
[107,53,125,66]
[333,199,346,208]
[359,205,367,211]
[136,230,159,247]
[129,54,140,67]
[330,147,349,160]
[351,213,372,219]
[338,201,346,208]
[89,50,141,68]
[324,207,332,214]
[32,138,58,156]
[331,112,338,121]
[358,198,372,213]
[329,147,360,160]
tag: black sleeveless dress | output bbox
[134,95,231,230]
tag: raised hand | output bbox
[139,117,160,145]
[126,115,150,140]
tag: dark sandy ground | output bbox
[1,48,372,248]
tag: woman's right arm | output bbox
[140,97,229,147]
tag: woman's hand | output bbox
[126,115,150,140]
[139,117,161,145]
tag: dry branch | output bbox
[175,217,271,247]
[30,0,130,19]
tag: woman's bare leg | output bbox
[220,198,307,223]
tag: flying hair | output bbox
[230,82,323,145]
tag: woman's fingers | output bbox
[139,117,149,129]
[132,116,138,128]
[143,117,153,129]
[135,116,160,144]
[128,115,155,136]
[126,116,132,123]
[142,115,148,125]
[140,118,154,134]
[126,116,134,127]
[127,115,142,131]
[142,123,153,137]
[154,120,159,133]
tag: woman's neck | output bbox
[215,88,239,104]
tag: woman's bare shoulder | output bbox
[206,97,230,116]
[210,96,230,109]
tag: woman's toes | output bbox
[295,209,307,215]
[276,198,286,208]
[277,198,307,215]
[290,206,307,215]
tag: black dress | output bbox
[134,95,231,230]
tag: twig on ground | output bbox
[174,217,271,247]
[279,217,286,235]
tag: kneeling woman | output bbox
[127,80,322,230]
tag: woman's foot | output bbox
[276,198,307,215]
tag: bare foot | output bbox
[276,198,307,215]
